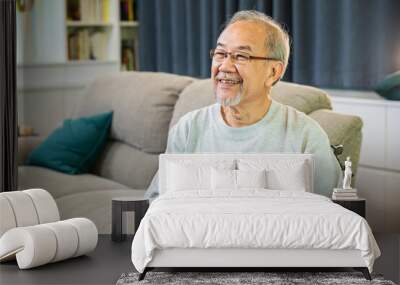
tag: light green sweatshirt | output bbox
[146,100,341,198]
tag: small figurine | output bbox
[333,156,358,199]
[342,157,352,189]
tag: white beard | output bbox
[215,84,243,107]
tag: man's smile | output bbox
[218,78,242,84]
[215,74,243,90]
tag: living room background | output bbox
[1,1,399,284]
[4,0,399,235]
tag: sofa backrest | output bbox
[76,72,194,153]
[75,72,193,189]
[270,81,332,114]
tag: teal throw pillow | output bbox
[27,111,113,174]
[375,70,400,100]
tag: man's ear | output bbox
[271,62,284,82]
[265,62,284,87]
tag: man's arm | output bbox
[304,125,342,197]
[144,117,191,199]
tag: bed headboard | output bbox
[159,153,315,195]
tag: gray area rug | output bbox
[116,271,396,285]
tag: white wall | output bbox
[17,62,119,135]
[327,89,400,233]
[16,0,120,131]
[16,0,66,64]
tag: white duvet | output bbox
[131,190,380,273]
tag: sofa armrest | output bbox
[18,136,45,166]
[308,109,363,179]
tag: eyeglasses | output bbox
[210,49,279,64]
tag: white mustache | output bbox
[215,73,242,81]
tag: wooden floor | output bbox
[0,234,398,285]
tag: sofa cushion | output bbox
[309,109,363,176]
[270,81,332,114]
[91,140,159,190]
[76,72,194,153]
[27,111,113,174]
[18,166,130,199]
[169,79,214,128]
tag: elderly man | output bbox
[145,10,340,198]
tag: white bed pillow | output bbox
[267,162,307,191]
[211,169,236,190]
[164,158,235,193]
[167,162,210,191]
[238,158,310,192]
[237,169,267,188]
[211,168,267,190]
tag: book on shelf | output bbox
[102,0,110,22]
[68,29,108,61]
[66,0,80,21]
[121,38,136,70]
[90,32,108,60]
[67,0,110,22]
[120,0,135,21]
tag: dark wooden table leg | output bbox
[112,200,124,242]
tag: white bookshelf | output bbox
[119,21,139,70]
[66,21,114,27]
[65,0,119,63]
[63,0,139,70]
[16,0,139,69]
[120,21,139,27]
[17,0,139,138]
[118,0,139,70]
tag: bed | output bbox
[131,154,380,280]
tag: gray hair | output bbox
[226,10,290,76]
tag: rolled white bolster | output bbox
[23,189,60,223]
[0,218,98,269]
[42,221,79,263]
[64,218,98,257]
[0,196,17,237]
[0,226,57,269]
[1,191,39,227]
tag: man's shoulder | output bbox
[174,104,217,126]
[273,100,325,132]
[274,100,309,119]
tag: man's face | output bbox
[211,21,272,107]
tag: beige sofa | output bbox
[18,71,363,234]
